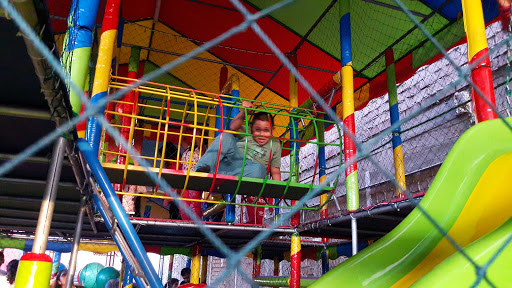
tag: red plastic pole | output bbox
[114,46,141,194]
[462,0,498,122]
[252,246,262,279]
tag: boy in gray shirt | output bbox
[195,101,281,181]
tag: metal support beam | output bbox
[297,197,420,232]
[65,196,87,288]
[125,44,274,74]
[128,219,295,233]
[32,137,67,253]
[361,0,428,18]
[0,106,50,120]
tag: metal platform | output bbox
[102,162,332,200]
[0,172,422,246]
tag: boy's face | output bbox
[251,119,272,145]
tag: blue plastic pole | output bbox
[134,276,145,288]
[78,139,163,288]
[215,96,232,137]
[225,88,239,223]
[321,249,329,274]
[51,252,61,279]
[123,262,134,287]
[91,194,146,287]
[229,89,240,122]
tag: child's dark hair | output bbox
[165,278,180,288]
[163,142,178,160]
[251,111,274,126]
[6,259,19,285]
[55,269,68,288]
[181,267,191,277]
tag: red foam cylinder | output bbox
[246,196,269,225]
[469,48,498,122]
[179,190,202,220]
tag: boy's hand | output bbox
[241,100,254,110]
[231,101,254,131]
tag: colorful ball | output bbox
[95,267,120,288]
[77,268,83,285]
[79,262,104,288]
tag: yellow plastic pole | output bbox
[340,0,359,256]
[200,255,208,284]
[191,245,201,284]
[385,49,406,197]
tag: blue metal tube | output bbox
[123,262,134,287]
[321,249,329,274]
[225,88,239,223]
[91,194,146,287]
[78,139,163,288]
[134,276,145,288]
[86,91,107,157]
[215,96,232,136]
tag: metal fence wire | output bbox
[1,0,512,287]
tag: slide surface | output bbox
[412,216,512,287]
[311,118,512,287]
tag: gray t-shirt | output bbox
[237,136,281,168]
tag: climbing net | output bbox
[2,0,512,287]
[99,75,340,216]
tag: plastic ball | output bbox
[77,268,83,285]
[95,267,120,288]
[79,263,104,288]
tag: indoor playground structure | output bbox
[1,0,512,287]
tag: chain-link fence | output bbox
[2,0,512,287]
[281,20,511,220]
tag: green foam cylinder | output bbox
[254,276,317,287]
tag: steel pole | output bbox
[32,137,67,253]
[65,196,86,288]
[351,217,358,255]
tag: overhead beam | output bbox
[0,217,93,231]
[361,0,428,18]
[0,106,50,120]
[129,218,295,233]
[153,0,162,23]
[0,208,82,223]
[125,43,275,73]
[186,0,240,13]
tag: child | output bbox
[194,101,281,224]
[176,129,205,221]
[165,278,179,288]
[52,269,68,288]
[180,267,191,285]
[195,101,281,180]
[6,259,18,288]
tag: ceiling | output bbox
[47,0,499,114]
